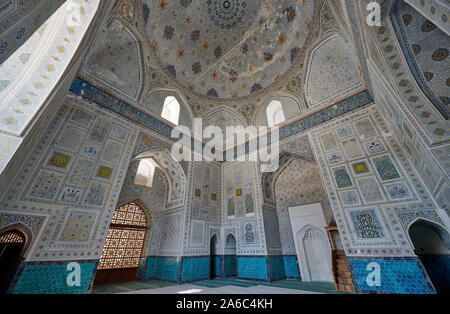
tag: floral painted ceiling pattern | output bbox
[143,0,315,101]
[392,1,449,119]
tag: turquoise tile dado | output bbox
[141,256,180,282]
[9,260,97,294]
[224,255,237,277]
[180,256,210,282]
[268,256,286,281]
[141,256,159,280]
[237,256,269,281]
[347,256,435,294]
[212,256,221,278]
[283,256,301,279]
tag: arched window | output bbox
[95,202,148,285]
[134,159,156,188]
[266,100,286,127]
[161,96,180,125]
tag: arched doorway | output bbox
[210,234,219,278]
[0,230,27,294]
[224,234,237,277]
[409,219,450,294]
[94,202,148,286]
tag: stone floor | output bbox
[91,278,344,294]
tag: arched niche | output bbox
[133,149,186,210]
[210,233,220,278]
[261,152,315,203]
[408,218,450,255]
[295,224,333,282]
[0,223,33,293]
[144,89,193,129]
[83,19,145,102]
[304,32,362,109]
[253,92,304,127]
[95,201,149,286]
[201,106,248,150]
[407,218,450,294]
[224,233,237,277]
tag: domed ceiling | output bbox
[143,0,316,101]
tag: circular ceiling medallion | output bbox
[143,0,316,101]
[207,0,248,29]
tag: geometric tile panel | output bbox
[342,138,364,160]
[68,158,95,187]
[340,190,361,206]
[96,166,113,180]
[385,182,411,200]
[89,119,111,143]
[59,211,96,242]
[396,209,446,232]
[0,213,46,236]
[347,256,436,294]
[333,167,353,188]
[352,161,370,175]
[59,187,83,204]
[84,182,108,206]
[373,155,401,181]
[350,208,384,239]
[71,109,94,128]
[357,177,385,203]
[28,171,64,200]
[354,118,377,140]
[48,152,72,169]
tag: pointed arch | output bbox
[407,218,450,253]
[161,96,181,125]
[252,92,304,127]
[303,32,362,109]
[144,88,194,128]
[295,224,333,282]
[262,152,315,203]
[133,148,186,209]
[82,18,146,102]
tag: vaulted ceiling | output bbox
[143,0,315,101]
[80,0,365,125]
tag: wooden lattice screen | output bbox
[98,202,147,270]
[0,231,25,244]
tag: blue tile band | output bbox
[224,255,237,277]
[237,256,269,281]
[9,260,98,294]
[283,255,301,279]
[180,256,211,282]
[140,256,180,282]
[347,256,436,294]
